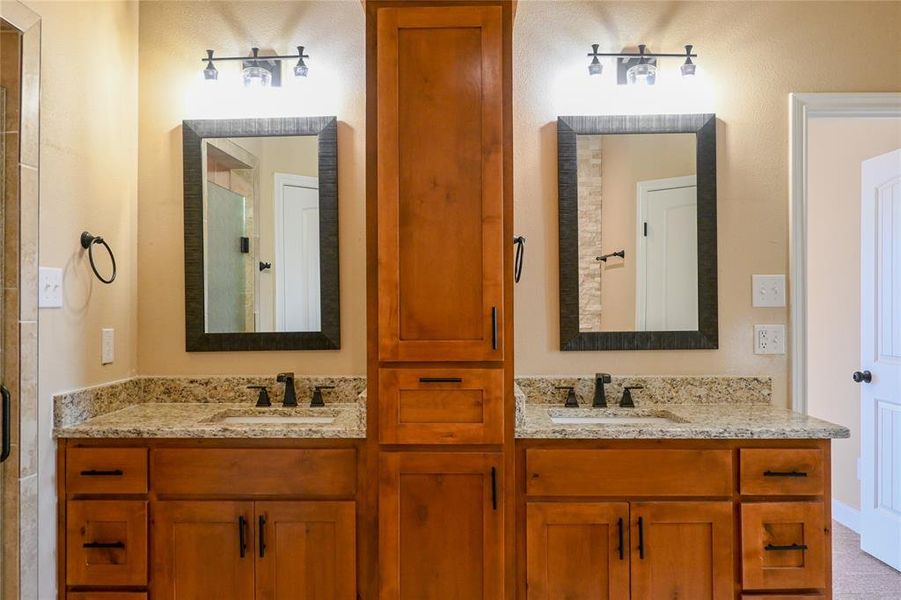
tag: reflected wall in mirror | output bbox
[558,114,717,351]
[183,117,339,351]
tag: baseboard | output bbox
[832,499,861,533]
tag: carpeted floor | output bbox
[833,521,901,599]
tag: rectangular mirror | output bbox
[183,117,339,351]
[558,113,717,350]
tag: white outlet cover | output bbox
[38,267,63,308]
[754,324,786,355]
[101,328,114,365]
[752,274,786,308]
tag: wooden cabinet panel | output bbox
[255,501,356,600]
[631,502,734,600]
[66,500,147,587]
[376,5,505,362]
[741,502,828,590]
[740,595,824,600]
[740,449,825,496]
[152,501,254,600]
[66,447,148,495]
[152,448,356,497]
[379,367,504,444]
[526,449,733,497]
[380,452,503,599]
[526,503,629,600]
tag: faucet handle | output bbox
[555,386,579,408]
[620,385,644,408]
[310,385,335,408]
[247,385,271,408]
[595,372,612,383]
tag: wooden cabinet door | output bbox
[376,5,505,362]
[526,503,630,600]
[380,452,504,599]
[152,501,254,600]
[255,501,356,600]
[631,502,734,600]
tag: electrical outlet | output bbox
[38,267,63,308]
[752,274,786,307]
[754,324,785,355]
[101,328,114,365]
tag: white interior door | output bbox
[860,148,901,569]
[274,173,321,332]
[636,175,698,331]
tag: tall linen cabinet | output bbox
[366,2,515,598]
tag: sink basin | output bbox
[549,415,676,425]
[206,408,340,426]
[218,415,336,425]
[546,409,682,426]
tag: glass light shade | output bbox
[243,65,271,88]
[203,62,218,81]
[588,57,603,76]
[627,62,656,86]
[294,60,309,78]
[681,61,697,77]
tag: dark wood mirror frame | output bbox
[557,113,718,351]
[182,116,339,351]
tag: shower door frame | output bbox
[0,2,40,598]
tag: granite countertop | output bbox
[515,403,850,440]
[54,402,366,439]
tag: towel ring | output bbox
[80,231,117,284]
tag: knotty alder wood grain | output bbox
[65,447,148,495]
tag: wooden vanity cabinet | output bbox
[519,440,834,600]
[58,440,361,600]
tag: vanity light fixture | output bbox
[200,45,311,87]
[587,43,698,84]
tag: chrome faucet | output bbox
[276,372,297,407]
[593,373,612,408]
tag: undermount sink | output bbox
[546,409,682,426]
[550,415,676,425]
[206,408,340,426]
[218,415,336,425]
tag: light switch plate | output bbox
[101,328,114,365]
[752,274,786,307]
[38,267,63,308]
[754,324,785,355]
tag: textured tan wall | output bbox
[513,1,901,408]
[137,0,365,375]
[29,1,140,596]
[807,117,901,511]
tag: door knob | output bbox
[852,370,872,384]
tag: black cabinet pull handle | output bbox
[80,469,124,477]
[0,385,10,464]
[637,516,644,559]
[238,516,247,558]
[763,470,808,478]
[418,377,463,384]
[490,466,498,511]
[513,235,525,283]
[491,307,498,350]
[617,517,624,560]
[765,543,808,552]
[83,541,125,549]
[259,515,266,558]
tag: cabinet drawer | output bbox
[66,500,148,587]
[740,449,824,496]
[741,502,827,590]
[66,448,148,495]
[152,448,356,497]
[379,368,504,444]
[69,594,148,600]
[526,449,733,497]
